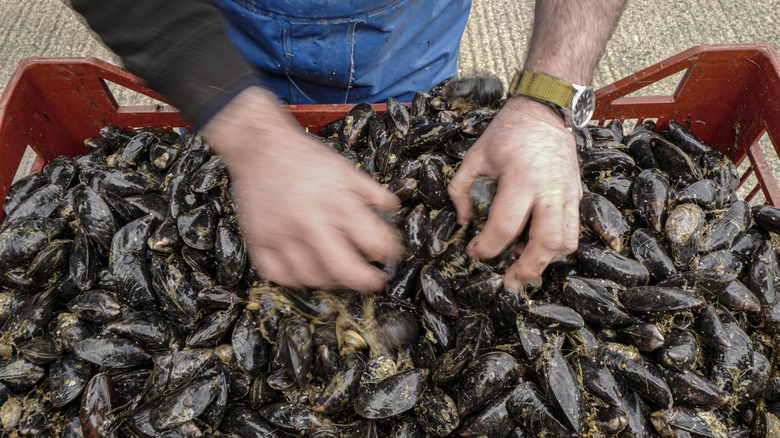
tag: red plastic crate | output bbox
[1,43,779,222]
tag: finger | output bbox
[342,205,405,265]
[468,182,533,260]
[512,240,528,257]
[447,156,482,225]
[311,231,389,294]
[353,172,401,211]
[252,246,305,290]
[556,198,581,260]
[504,200,565,291]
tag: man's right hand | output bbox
[202,86,403,293]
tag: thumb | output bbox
[448,158,482,225]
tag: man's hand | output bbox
[448,96,582,292]
[202,87,404,293]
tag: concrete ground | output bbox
[2,0,779,199]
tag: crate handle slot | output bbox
[98,78,172,115]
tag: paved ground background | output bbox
[2,0,779,199]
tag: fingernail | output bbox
[466,241,478,257]
[383,257,399,279]
[502,273,524,294]
[505,281,522,294]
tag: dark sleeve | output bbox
[69,0,265,129]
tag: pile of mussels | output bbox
[1,77,780,438]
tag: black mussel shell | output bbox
[633,168,670,233]
[73,184,118,255]
[178,204,216,250]
[354,369,429,420]
[3,172,46,216]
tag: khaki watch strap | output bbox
[508,70,576,109]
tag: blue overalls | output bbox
[213,0,472,104]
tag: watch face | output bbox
[572,88,596,129]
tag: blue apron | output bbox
[214,0,472,104]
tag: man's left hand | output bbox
[448,96,583,292]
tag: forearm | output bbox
[69,0,263,129]
[525,0,626,85]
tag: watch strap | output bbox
[508,70,576,110]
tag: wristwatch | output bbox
[508,70,596,129]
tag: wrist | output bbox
[503,95,567,129]
[202,86,301,162]
[521,60,592,87]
